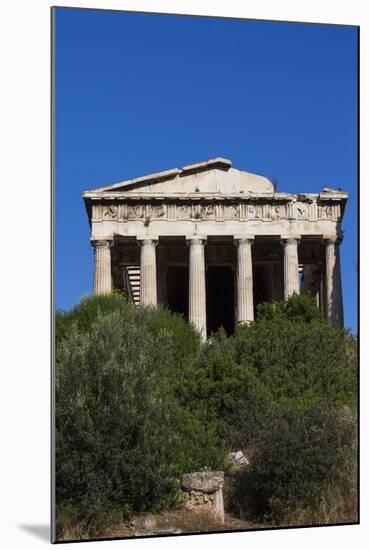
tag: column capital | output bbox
[186,236,207,246]
[280,235,301,246]
[234,235,255,245]
[91,238,113,249]
[323,233,343,245]
[136,236,159,247]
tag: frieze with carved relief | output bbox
[295,202,309,219]
[176,205,192,220]
[127,205,144,219]
[224,205,240,219]
[318,205,340,220]
[270,204,286,220]
[103,205,118,219]
[93,201,341,223]
[201,205,216,220]
[151,205,166,219]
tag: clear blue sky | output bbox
[55,8,358,333]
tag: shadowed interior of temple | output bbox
[206,266,235,336]
[110,234,331,337]
[253,263,274,316]
[166,266,189,320]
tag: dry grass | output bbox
[57,510,254,541]
[282,491,358,527]
[56,489,358,542]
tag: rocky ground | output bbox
[107,510,260,539]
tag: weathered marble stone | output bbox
[324,235,344,328]
[228,450,249,467]
[182,471,225,524]
[281,237,300,299]
[137,238,158,307]
[187,237,207,340]
[92,239,112,294]
[84,157,348,335]
[234,236,254,324]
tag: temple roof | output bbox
[83,157,276,196]
[83,157,348,206]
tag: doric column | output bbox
[138,238,158,307]
[324,235,344,328]
[234,236,254,324]
[281,236,300,299]
[187,237,207,340]
[92,239,113,294]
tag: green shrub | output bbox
[196,295,357,525]
[228,404,357,525]
[233,296,356,411]
[55,295,224,539]
[196,295,356,449]
[56,291,130,344]
[55,293,357,536]
[195,328,273,447]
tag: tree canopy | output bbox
[55,292,357,538]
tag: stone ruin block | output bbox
[181,471,224,524]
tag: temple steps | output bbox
[124,265,141,305]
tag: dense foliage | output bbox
[55,292,357,538]
[198,294,357,447]
[227,404,357,524]
[55,294,224,538]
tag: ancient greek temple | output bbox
[83,158,347,339]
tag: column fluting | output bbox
[234,236,254,324]
[92,239,113,294]
[187,237,207,340]
[324,236,344,328]
[281,237,300,299]
[139,238,158,307]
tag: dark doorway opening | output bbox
[206,266,235,336]
[166,266,189,320]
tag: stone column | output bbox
[92,239,113,294]
[234,236,254,324]
[281,236,300,299]
[324,235,344,328]
[138,238,158,307]
[187,237,207,340]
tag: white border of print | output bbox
[0,1,365,549]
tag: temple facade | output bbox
[83,158,347,339]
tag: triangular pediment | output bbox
[84,158,275,197]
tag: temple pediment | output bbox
[84,157,347,334]
[84,158,275,197]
